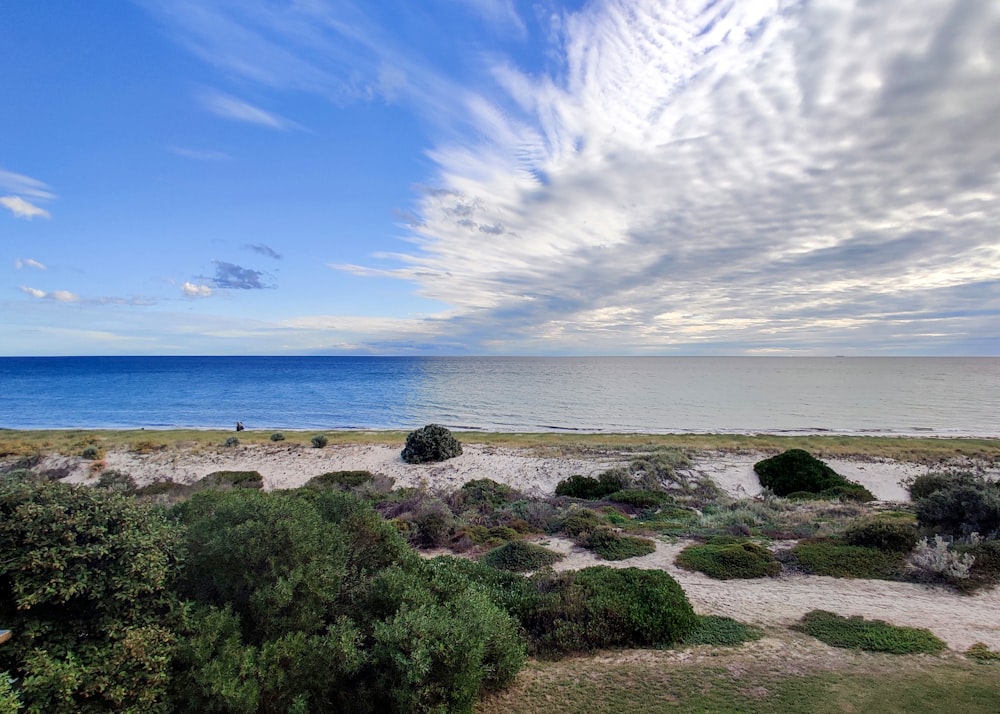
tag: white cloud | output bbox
[15,258,47,270]
[0,168,55,201]
[19,286,80,302]
[182,281,213,297]
[201,91,299,130]
[1,196,51,220]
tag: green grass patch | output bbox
[681,615,765,646]
[793,610,946,654]
[583,528,656,560]
[792,538,906,579]
[676,539,781,579]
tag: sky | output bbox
[2,0,998,356]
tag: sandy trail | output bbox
[35,441,1000,653]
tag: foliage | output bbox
[791,539,906,579]
[607,489,671,508]
[681,615,765,646]
[269,432,285,442]
[911,535,975,582]
[792,610,945,654]
[95,469,138,495]
[0,673,20,714]
[583,527,656,560]
[401,424,462,464]
[676,539,781,579]
[966,642,1000,661]
[555,471,626,500]
[479,541,563,572]
[306,470,374,490]
[0,481,183,713]
[906,471,980,501]
[843,513,919,552]
[311,434,329,449]
[523,567,697,656]
[81,445,101,460]
[915,480,1000,537]
[558,508,604,537]
[754,449,874,501]
[450,478,519,514]
[197,470,263,490]
[952,538,1000,593]
[224,436,240,448]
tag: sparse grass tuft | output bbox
[681,615,765,646]
[792,609,945,654]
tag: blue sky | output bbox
[2,0,998,356]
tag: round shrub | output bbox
[306,470,374,490]
[907,471,979,500]
[81,446,101,460]
[676,539,781,579]
[916,482,1000,536]
[224,436,240,448]
[311,434,329,449]
[844,513,919,552]
[269,432,285,442]
[95,469,137,495]
[401,424,462,464]
[584,527,656,560]
[559,508,604,537]
[554,470,626,500]
[479,541,563,572]
[754,449,874,501]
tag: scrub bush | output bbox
[682,615,765,646]
[311,434,329,449]
[307,470,374,490]
[559,508,604,537]
[95,469,137,495]
[224,436,240,447]
[843,513,919,552]
[676,539,781,579]
[583,527,656,560]
[607,489,672,508]
[916,481,1000,536]
[754,449,874,501]
[479,541,563,572]
[791,538,906,579]
[197,470,263,490]
[81,445,101,460]
[907,471,979,500]
[554,471,625,499]
[793,610,945,654]
[401,424,462,464]
[269,432,285,442]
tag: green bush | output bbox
[607,489,671,508]
[559,508,604,537]
[959,538,1000,591]
[754,449,874,501]
[81,445,101,460]
[400,424,462,464]
[224,436,240,447]
[0,673,20,714]
[524,567,697,656]
[844,513,919,552]
[793,610,945,654]
[95,469,137,495]
[792,538,906,579]
[584,527,656,560]
[269,432,286,442]
[682,615,765,646]
[0,481,183,713]
[311,434,329,449]
[916,481,1000,536]
[197,470,263,490]
[676,539,781,579]
[554,471,625,499]
[306,470,374,490]
[450,478,519,515]
[479,541,563,572]
[966,642,1000,661]
[907,471,979,500]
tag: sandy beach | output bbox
[19,438,1000,652]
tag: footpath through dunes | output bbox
[545,536,1000,652]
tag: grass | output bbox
[676,540,782,579]
[681,615,765,646]
[3,429,1000,464]
[791,539,907,579]
[475,644,998,713]
[793,610,946,654]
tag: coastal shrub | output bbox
[394,496,456,548]
[400,424,462,464]
[307,470,374,490]
[844,512,919,552]
[0,481,183,713]
[965,538,1000,587]
[311,434,329,449]
[224,436,240,448]
[449,478,519,515]
[910,535,976,584]
[676,539,781,579]
[626,450,692,492]
[793,610,946,654]
[916,481,1000,536]
[966,642,1000,661]
[479,541,563,572]
[95,469,137,495]
[682,615,765,647]
[555,471,626,500]
[907,471,980,500]
[500,499,560,532]
[81,445,101,460]
[197,470,264,490]
[791,538,906,579]
[583,527,656,560]
[608,489,672,508]
[524,567,697,656]
[269,432,285,442]
[559,507,604,537]
[754,449,874,502]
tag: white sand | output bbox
[32,440,1000,652]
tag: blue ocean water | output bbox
[0,356,998,436]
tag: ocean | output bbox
[0,356,997,436]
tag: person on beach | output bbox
[236,421,244,432]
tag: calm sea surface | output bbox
[0,356,997,436]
